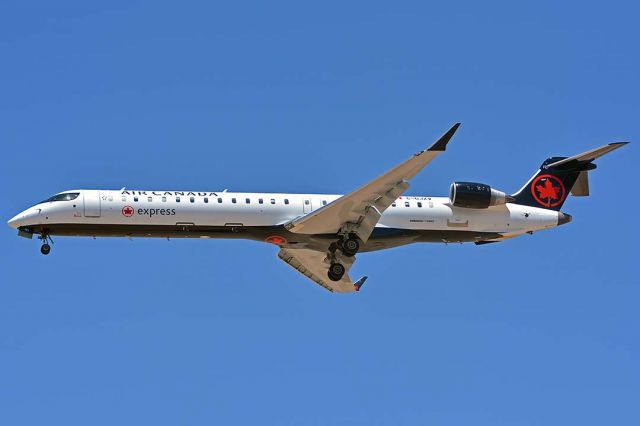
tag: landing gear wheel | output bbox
[341,237,360,257]
[327,262,346,281]
[40,243,51,255]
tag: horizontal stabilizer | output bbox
[547,142,628,168]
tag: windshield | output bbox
[40,192,80,204]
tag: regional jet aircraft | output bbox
[7,124,627,292]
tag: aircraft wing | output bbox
[285,123,460,242]
[277,248,367,293]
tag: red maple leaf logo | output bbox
[530,174,565,207]
[122,206,134,217]
[536,179,560,201]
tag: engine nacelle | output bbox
[449,182,513,209]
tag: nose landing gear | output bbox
[39,233,53,255]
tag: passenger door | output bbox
[83,190,101,217]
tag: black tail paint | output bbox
[511,157,595,211]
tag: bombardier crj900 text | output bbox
[8,124,627,293]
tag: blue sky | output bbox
[1,1,638,424]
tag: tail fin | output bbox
[511,142,628,211]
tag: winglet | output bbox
[427,123,461,152]
[354,276,368,291]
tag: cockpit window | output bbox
[41,192,80,203]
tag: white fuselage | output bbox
[8,189,562,249]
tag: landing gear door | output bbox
[83,190,101,217]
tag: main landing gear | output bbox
[326,234,361,282]
[328,262,346,282]
[39,233,53,255]
[340,236,360,257]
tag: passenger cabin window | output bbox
[176,197,181,203]
[259,198,264,204]
[405,201,410,207]
[162,196,167,202]
[417,202,422,208]
[190,197,195,203]
[218,197,223,203]
[304,200,310,205]
[391,202,396,207]
[121,196,126,202]
[245,198,250,204]
[232,198,237,203]
[134,197,139,202]
[284,199,289,205]
[204,197,209,203]
[322,200,327,206]
[148,196,153,202]
[270,199,276,204]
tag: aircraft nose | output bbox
[7,207,40,229]
[7,213,24,229]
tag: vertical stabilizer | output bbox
[511,142,627,211]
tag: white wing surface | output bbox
[285,123,460,242]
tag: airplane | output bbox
[7,124,627,293]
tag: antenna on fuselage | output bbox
[120,187,126,193]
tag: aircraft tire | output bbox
[41,244,51,255]
[328,262,345,281]
[341,237,360,257]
